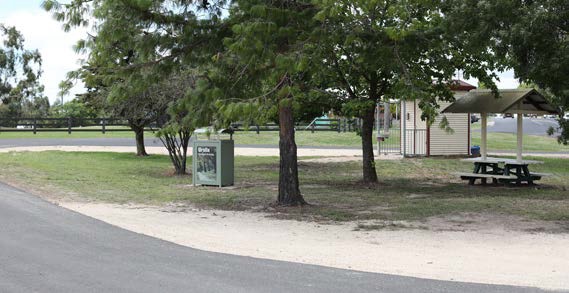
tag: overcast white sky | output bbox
[1,1,520,105]
[0,0,87,104]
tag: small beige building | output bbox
[400,81,476,156]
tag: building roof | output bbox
[448,80,477,91]
[442,89,561,114]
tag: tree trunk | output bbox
[277,101,306,206]
[179,130,191,175]
[159,130,191,175]
[360,104,378,184]
[130,123,148,156]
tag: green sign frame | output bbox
[192,140,234,187]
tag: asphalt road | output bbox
[0,183,553,293]
[483,117,560,136]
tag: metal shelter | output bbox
[442,89,561,162]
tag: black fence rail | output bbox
[230,118,362,134]
[0,118,159,134]
[0,117,362,135]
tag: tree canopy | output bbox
[44,0,569,204]
[43,0,226,99]
[44,0,227,164]
[0,24,46,119]
[444,0,569,142]
[309,0,504,183]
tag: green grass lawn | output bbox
[2,126,567,152]
[471,131,568,152]
[227,131,371,147]
[231,130,568,152]
[0,128,372,147]
[0,151,567,224]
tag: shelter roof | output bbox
[442,89,561,114]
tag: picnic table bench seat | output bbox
[529,172,552,180]
[455,172,518,185]
[455,172,518,180]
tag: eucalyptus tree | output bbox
[0,24,46,121]
[63,61,175,157]
[154,71,200,174]
[444,0,569,143]
[515,3,569,142]
[448,0,568,102]
[312,0,502,183]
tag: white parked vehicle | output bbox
[564,113,569,120]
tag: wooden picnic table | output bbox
[458,157,545,185]
[460,157,544,165]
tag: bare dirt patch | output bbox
[58,201,569,290]
[424,212,569,233]
[300,154,403,163]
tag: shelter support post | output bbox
[383,102,390,135]
[517,110,523,163]
[376,103,380,156]
[441,89,561,162]
[402,101,406,157]
[481,113,487,160]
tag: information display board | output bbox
[192,140,234,187]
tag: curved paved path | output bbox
[0,183,550,292]
[0,137,164,149]
[0,137,362,150]
[473,117,560,136]
[1,137,567,158]
[491,117,560,136]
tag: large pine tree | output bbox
[43,0,226,169]
[217,0,324,205]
